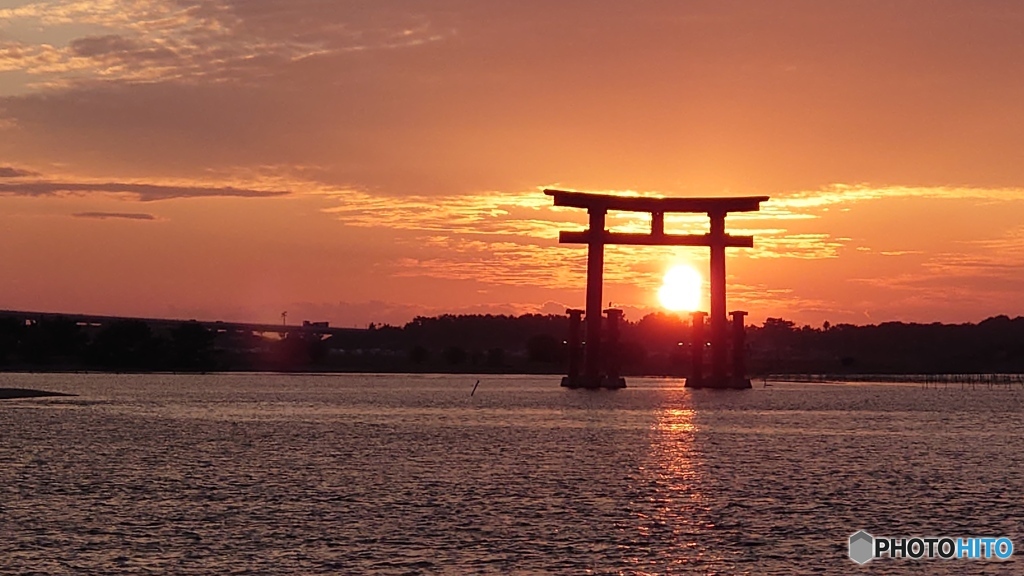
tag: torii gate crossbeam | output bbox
[546,189,769,389]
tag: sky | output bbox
[1,0,1023,328]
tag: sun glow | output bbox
[658,265,703,312]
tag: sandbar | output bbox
[0,388,77,400]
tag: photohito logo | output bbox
[849,531,1014,564]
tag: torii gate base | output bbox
[685,310,752,389]
[561,307,626,389]
[547,189,768,391]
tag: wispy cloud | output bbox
[72,211,157,220]
[921,226,1024,279]
[0,179,288,201]
[320,183,1024,314]
[750,233,847,260]
[771,183,1024,211]
[322,187,851,261]
[322,189,562,237]
[0,166,38,177]
[0,0,447,87]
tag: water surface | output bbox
[2,373,1022,574]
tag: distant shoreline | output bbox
[2,370,1023,386]
[6,309,1024,376]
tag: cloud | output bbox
[72,211,157,220]
[323,186,852,262]
[4,3,1024,199]
[315,182,1024,294]
[728,282,840,319]
[0,179,289,201]
[919,226,1024,280]
[0,0,447,87]
[0,166,38,177]
[835,223,1024,321]
[322,188,561,237]
[750,233,846,260]
[770,184,1024,211]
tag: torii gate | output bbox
[545,189,769,389]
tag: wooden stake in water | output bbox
[471,380,480,396]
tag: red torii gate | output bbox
[545,189,769,389]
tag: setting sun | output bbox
[658,265,703,312]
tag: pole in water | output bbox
[471,380,480,396]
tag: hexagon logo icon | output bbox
[849,531,874,564]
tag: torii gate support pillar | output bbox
[584,208,606,383]
[709,211,728,386]
[688,311,707,387]
[562,308,584,387]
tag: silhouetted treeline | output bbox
[3,311,1024,375]
[746,316,1024,374]
[0,317,220,372]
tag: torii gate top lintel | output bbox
[544,189,769,247]
[544,189,769,215]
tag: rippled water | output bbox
[2,373,1023,574]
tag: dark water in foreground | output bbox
[1,373,1022,575]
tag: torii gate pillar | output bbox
[584,208,606,382]
[709,211,728,386]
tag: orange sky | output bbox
[1,1,1024,327]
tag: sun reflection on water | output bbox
[652,408,701,500]
[629,403,732,571]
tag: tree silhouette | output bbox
[5,310,1024,375]
[0,317,24,366]
[409,345,430,364]
[21,317,85,365]
[88,320,162,370]
[486,347,505,367]
[443,346,467,365]
[526,334,562,363]
[170,321,216,371]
